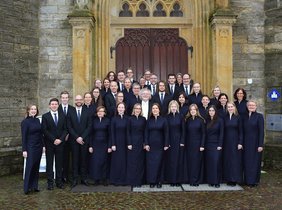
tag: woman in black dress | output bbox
[176,73,183,87]
[205,105,224,188]
[88,106,111,185]
[234,88,248,116]
[21,104,44,194]
[210,86,221,107]
[91,87,104,116]
[145,103,169,188]
[199,95,210,121]
[185,104,206,186]
[217,93,229,119]
[242,100,264,187]
[101,78,110,99]
[126,103,146,187]
[165,100,185,186]
[106,71,117,82]
[177,92,189,117]
[110,102,128,185]
[223,102,243,186]
[188,82,203,107]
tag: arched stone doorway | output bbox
[69,0,236,97]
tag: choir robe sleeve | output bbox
[21,120,28,152]
[200,119,206,147]
[126,118,132,146]
[144,120,149,146]
[258,113,264,147]
[163,118,170,147]
[180,118,185,145]
[218,118,224,147]
[238,116,243,145]
[110,118,116,146]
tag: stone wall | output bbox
[263,0,282,168]
[231,0,266,112]
[0,0,40,175]
[38,0,73,113]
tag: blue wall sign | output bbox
[268,89,281,101]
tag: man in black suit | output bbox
[42,98,68,190]
[152,81,173,116]
[126,68,137,84]
[181,73,194,97]
[167,73,180,100]
[149,73,158,96]
[117,70,126,91]
[127,82,142,114]
[58,91,75,184]
[67,95,92,187]
[104,81,118,118]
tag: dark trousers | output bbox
[71,140,88,182]
[62,140,71,181]
[46,143,64,185]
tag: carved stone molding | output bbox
[219,28,229,38]
[75,29,86,39]
[68,16,95,30]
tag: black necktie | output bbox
[170,86,174,95]
[54,113,58,126]
[77,110,81,123]
[185,86,189,96]
[63,106,67,115]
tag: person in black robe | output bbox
[209,86,221,107]
[110,102,128,185]
[122,77,134,100]
[217,93,229,119]
[144,103,169,188]
[21,104,43,194]
[188,82,203,107]
[101,78,110,99]
[88,106,111,185]
[242,100,264,187]
[205,105,224,188]
[91,87,104,116]
[185,104,206,186]
[199,95,210,121]
[83,92,96,117]
[234,88,248,116]
[223,102,243,186]
[177,92,189,117]
[165,100,185,186]
[126,103,146,187]
[126,83,142,114]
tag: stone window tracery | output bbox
[118,0,184,17]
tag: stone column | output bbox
[210,10,236,98]
[68,12,95,97]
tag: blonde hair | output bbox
[226,102,239,116]
[168,100,180,114]
[131,103,143,116]
[185,104,205,122]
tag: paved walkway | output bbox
[0,170,281,209]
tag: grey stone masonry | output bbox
[38,0,74,113]
[264,0,282,144]
[0,0,40,175]
[231,0,266,112]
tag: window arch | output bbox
[118,0,184,17]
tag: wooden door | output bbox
[115,28,188,81]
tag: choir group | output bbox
[21,69,264,194]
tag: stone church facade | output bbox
[0,0,281,175]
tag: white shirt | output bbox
[151,84,156,95]
[142,100,149,120]
[51,111,59,122]
[169,84,175,93]
[76,107,82,116]
[62,104,68,114]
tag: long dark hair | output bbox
[234,88,247,101]
[91,87,104,107]
[207,105,218,129]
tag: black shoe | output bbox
[156,184,162,188]
[170,184,175,187]
[81,180,90,186]
[47,185,54,190]
[33,188,40,192]
[71,181,78,188]
[215,184,220,188]
[62,178,69,183]
[175,183,181,187]
[56,183,64,189]
[149,184,155,188]
[248,184,258,188]
[209,184,214,187]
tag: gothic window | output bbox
[170,3,183,17]
[136,3,149,17]
[119,0,184,17]
[119,2,133,17]
[153,3,166,17]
